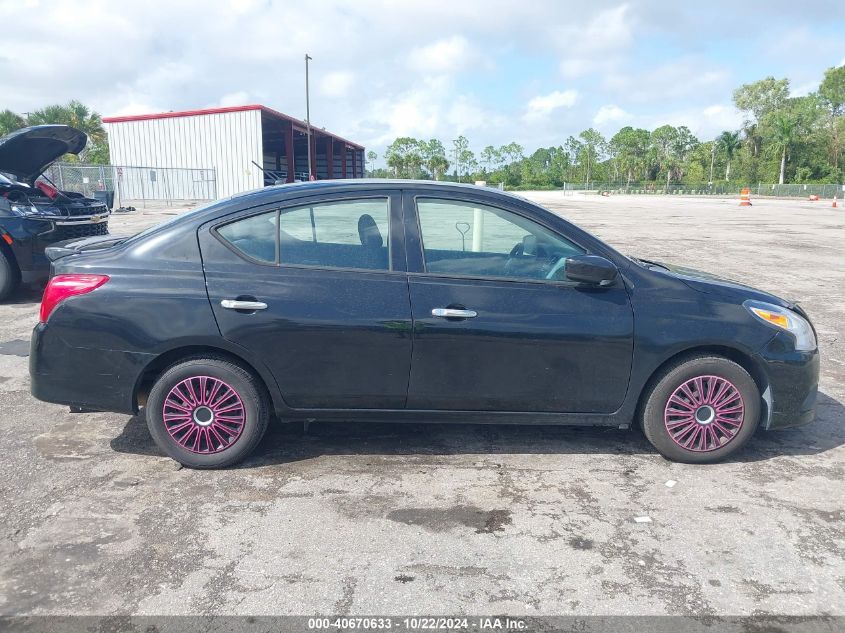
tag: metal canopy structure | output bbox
[104,105,365,198]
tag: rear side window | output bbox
[217,211,277,263]
[215,198,390,271]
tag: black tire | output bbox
[640,355,760,464]
[0,249,20,302]
[146,356,270,469]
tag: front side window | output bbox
[216,198,390,271]
[416,198,584,281]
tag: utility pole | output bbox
[305,53,313,180]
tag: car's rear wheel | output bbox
[146,356,270,469]
[0,249,20,302]
[641,355,760,463]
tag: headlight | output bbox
[744,300,816,351]
[10,204,39,216]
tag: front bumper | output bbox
[757,331,820,430]
[30,322,153,414]
[7,214,110,282]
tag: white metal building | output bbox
[103,105,365,199]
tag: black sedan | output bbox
[29,181,819,468]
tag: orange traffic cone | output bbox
[833,196,838,208]
[809,194,819,201]
[739,188,752,206]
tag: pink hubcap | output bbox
[163,376,245,454]
[664,375,744,452]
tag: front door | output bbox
[200,191,412,409]
[404,194,634,413]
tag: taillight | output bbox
[40,274,109,323]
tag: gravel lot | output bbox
[0,192,842,616]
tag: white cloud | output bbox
[790,80,819,97]
[319,71,356,98]
[408,36,477,75]
[593,105,630,126]
[0,0,834,158]
[555,4,635,78]
[603,59,729,103]
[640,103,742,139]
[524,90,579,121]
[215,91,252,107]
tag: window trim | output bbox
[212,209,279,267]
[411,195,589,286]
[211,194,396,274]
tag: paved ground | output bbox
[0,193,842,616]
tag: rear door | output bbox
[403,192,634,413]
[199,190,412,409]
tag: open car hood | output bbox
[0,125,87,183]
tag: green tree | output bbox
[421,139,449,180]
[499,142,524,164]
[452,135,474,182]
[718,131,742,180]
[0,109,26,136]
[577,128,606,185]
[767,112,798,184]
[819,65,845,116]
[26,100,109,162]
[366,150,377,175]
[385,137,423,178]
[610,126,650,186]
[650,125,680,189]
[480,145,501,174]
[733,77,790,124]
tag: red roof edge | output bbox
[102,104,364,149]
[102,105,263,123]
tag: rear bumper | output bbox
[29,322,153,414]
[757,332,820,430]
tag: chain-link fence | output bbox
[558,182,845,198]
[42,163,218,208]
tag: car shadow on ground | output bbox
[5,285,43,305]
[109,392,845,467]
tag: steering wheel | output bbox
[545,255,567,280]
[502,242,525,276]
[504,240,556,277]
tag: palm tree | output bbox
[427,154,449,180]
[0,109,26,136]
[768,113,798,184]
[718,131,741,181]
[26,100,107,156]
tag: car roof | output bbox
[230,179,530,205]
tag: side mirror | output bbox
[564,255,618,285]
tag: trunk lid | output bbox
[45,234,127,262]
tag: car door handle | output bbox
[431,308,478,319]
[221,299,268,311]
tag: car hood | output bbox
[639,258,793,309]
[0,125,87,183]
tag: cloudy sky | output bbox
[1,0,843,159]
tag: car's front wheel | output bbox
[0,249,20,302]
[146,356,270,468]
[641,355,760,463]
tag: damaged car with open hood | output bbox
[0,124,111,301]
